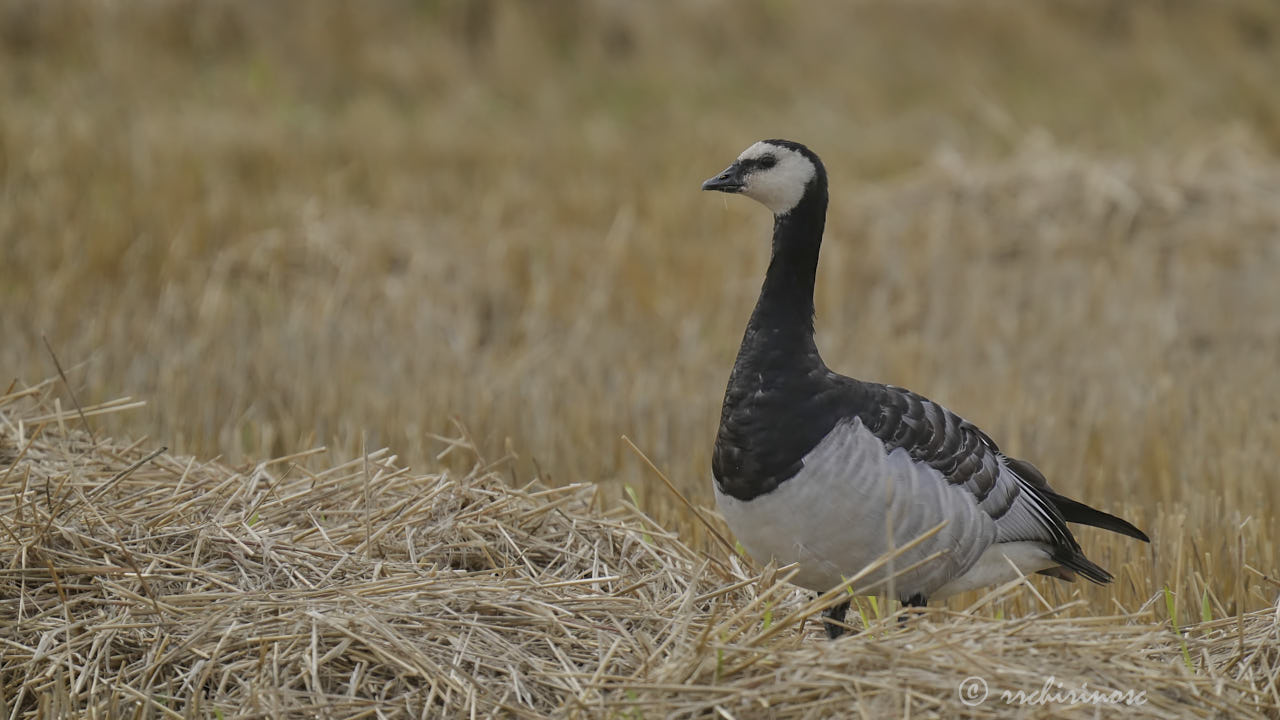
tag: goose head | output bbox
[701,139,826,216]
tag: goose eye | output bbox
[758,155,777,170]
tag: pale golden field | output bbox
[3,1,1280,717]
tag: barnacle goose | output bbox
[702,139,1149,639]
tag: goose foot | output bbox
[821,600,851,639]
[898,593,928,626]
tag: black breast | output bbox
[713,358,869,501]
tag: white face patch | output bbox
[736,141,817,215]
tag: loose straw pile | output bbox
[2,381,1276,718]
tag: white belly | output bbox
[715,419,999,600]
[932,541,1057,598]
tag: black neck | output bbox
[739,186,829,371]
[714,180,836,499]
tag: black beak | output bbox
[701,162,745,193]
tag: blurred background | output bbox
[3,1,1279,608]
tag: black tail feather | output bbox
[1053,548,1114,585]
[1003,457,1150,543]
[1046,491,1150,543]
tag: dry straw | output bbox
[2,382,1277,719]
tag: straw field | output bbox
[3,1,1280,717]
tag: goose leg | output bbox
[898,593,927,626]
[821,600,851,639]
